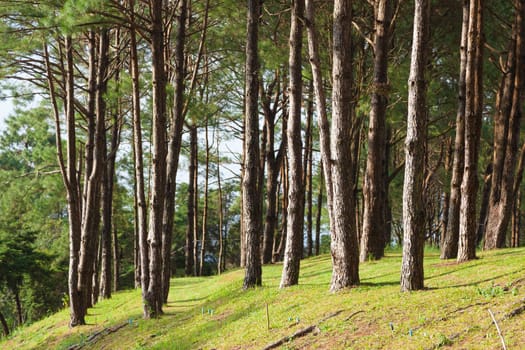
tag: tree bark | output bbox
[190,126,199,276]
[145,0,168,318]
[261,74,285,265]
[457,0,484,262]
[441,0,469,260]
[243,0,262,289]
[200,117,210,276]
[400,0,430,292]
[484,0,524,250]
[315,162,323,256]
[304,82,314,258]
[329,0,360,291]
[129,0,149,300]
[280,0,305,289]
[361,0,392,262]
[162,0,188,302]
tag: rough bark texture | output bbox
[329,0,360,291]
[129,0,149,300]
[400,0,430,292]
[243,0,262,289]
[190,126,199,276]
[100,113,120,299]
[484,0,524,250]
[63,35,84,327]
[261,76,285,265]
[361,0,392,262]
[441,0,469,260]
[458,0,483,262]
[162,0,187,302]
[280,0,305,289]
[304,85,314,257]
[145,0,167,318]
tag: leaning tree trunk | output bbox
[484,0,524,250]
[441,0,469,260]
[458,0,484,262]
[361,0,392,262]
[280,0,305,289]
[242,0,262,289]
[400,0,430,292]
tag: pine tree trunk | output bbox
[190,126,199,276]
[329,0,360,291]
[458,0,484,262]
[243,0,262,289]
[441,0,469,260]
[217,131,224,274]
[200,119,210,276]
[361,0,392,262]
[78,28,109,316]
[130,0,149,299]
[304,83,314,258]
[315,162,323,256]
[400,0,430,292]
[280,0,305,289]
[484,0,524,249]
[145,0,168,318]
[163,0,187,302]
[476,163,492,245]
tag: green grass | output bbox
[2,248,525,349]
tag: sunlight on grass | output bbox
[2,247,524,349]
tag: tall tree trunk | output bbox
[400,0,430,292]
[512,188,521,247]
[305,0,360,290]
[100,114,120,299]
[78,28,109,316]
[145,0,168,318]
[243,0,262,289]
[361,0,392,262]
[484,0,524,249]
[200,119,210,276]
[130,0,149,299]
[217,128,224,274]
[304,82,314,258]
[457,0,484,262]
[274,160,288,262]
[315,162,323,256]
[441,0,469,260]
[162,0,188,302]
[64,35,83,327]
[185,128,195,275]
[280,0,305,288]
[476,163,492,245]
[190,126,199,276]
[329,0,360,291]
[261,74,285,265]
[14,289,23,326]
[92,234,102,305]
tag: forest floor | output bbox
[2,247,525,349]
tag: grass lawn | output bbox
[2,247,524,349]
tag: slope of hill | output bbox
[2,248,524,349]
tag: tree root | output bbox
[262,310,346,350]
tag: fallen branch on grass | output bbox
[67,322,128,350]
[488,309,507,350]
[262,310,345,350]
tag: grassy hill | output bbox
[2,248,524,349]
